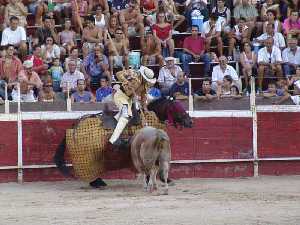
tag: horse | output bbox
[131,126,171,194]
[54,97,193,188]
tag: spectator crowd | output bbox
[0,0,299,104]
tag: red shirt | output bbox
[152,24,172,41]
[183,36,205,55]
[25,55,46,75]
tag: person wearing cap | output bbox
[108,66,156,150]
[158,56,182,95]
[19,60,43,94]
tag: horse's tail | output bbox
[53,136,70,176]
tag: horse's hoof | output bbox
[89,178,107,188]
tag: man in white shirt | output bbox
[212,55,240,90]
[1,16,27,57]
[254,23,286,50]
[158,57,182,95]
[282,37,300,77]
[257,37,283,91]
[203,14,223,56]
[60,60,85,94]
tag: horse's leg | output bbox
[152,166,158,191]
[143,173,149,191]
[161,161,169,195]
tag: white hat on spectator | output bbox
[165,56,176,61]
[139,66,156,84]
[23,60,33,69]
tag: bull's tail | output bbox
[153,129,169,151]
[53,136,70,176]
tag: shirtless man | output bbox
[120,0,144,37]
[82,16,105,52]
[108,27,129,76]
[88,0,109,16]
[141,29,164,66]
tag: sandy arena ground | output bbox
[0,176,300,225]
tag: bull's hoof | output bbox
[89,178,107,188]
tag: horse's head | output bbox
[148,97,193,128]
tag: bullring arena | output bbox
[0,99,300,225]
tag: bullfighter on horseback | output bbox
[108,65,157,150]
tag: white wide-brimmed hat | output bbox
[23,60,33,68]
[139,66,156,84]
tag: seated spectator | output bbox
[95,76,113,102]
[169,72,189,100]
[122,0,144,37]
[194,78,217,101]
[282,37,300,77]
[278,67,300,104]
[11,81,36,102]
[185,0,209,30]
[84,44,110,88]
[71,79,95,103]
[263,10,282,33]
[141,29,164,67]
[41,36,61,65]
[228,17,249,59]
[283,10,300,37]
[141,0,158,26]
[158,56,182,94]
[71,0,88,33]
[211,56,240,91]
[263,81,283,98]
[203,14,223,57]
[4,0,28,27]
[25,45,49,79]
[260,0,280,22]
[60,60,85,94]
[65,47,83,72]
[162,0,185,31]
[49,58,64,92]
[82,16,104,52]
[94,6,108,29]
[181,25,211,75]
[0,45,23,84]
[240,42,257,94]
[255,23,286,51]
[152,12,174,57]
[257,37,283,91]
[52,0,71,25]
[88,0,109,15]
[107,27,129,76]
[1,16,27,57]
[58,19,76,56]
[230,85,242,98]
[34,16,59,45]
[211,0,231,33]
[217,75,233,98]
[233,0,258,36]
[27,0,48,26]
[147,82,162,102]
[107,15,120,40]
[38,82,56,102]
[19,60,43,95]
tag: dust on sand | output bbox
[0,176,300,225]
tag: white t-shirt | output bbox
[1,26,26,46]
[212,65,239,82]
[282,47,300,65]
[60,70,85,90]
[257,46,282,63]
[158,65,182,89]
[256,33,286,49]
[203,20,222,35]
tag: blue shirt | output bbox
[72,91,93,102]
[96,86,113,102]
[84,53,108,78]
[169,82,189,97]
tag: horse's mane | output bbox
[147,97,172,122]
